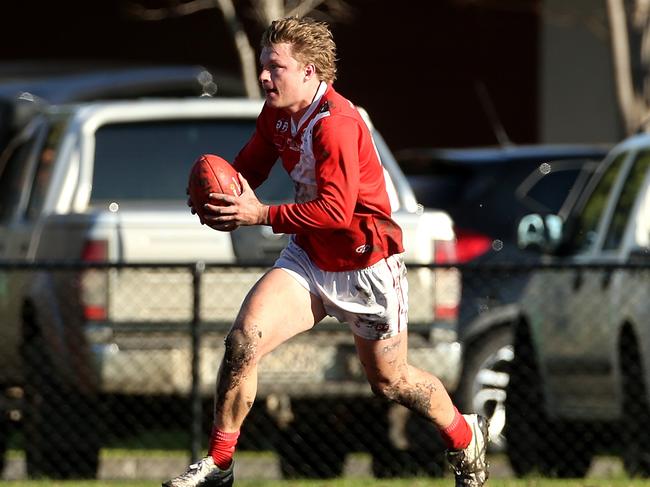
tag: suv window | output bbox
[91,119,292,204]
[602,150,650,250]
[516,161,595,215]
[398,153,604,245]
[520,168,581,212]
[570,152,627,253]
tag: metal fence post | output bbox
[191,261,205,462]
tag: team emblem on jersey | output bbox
[355,244,371,254]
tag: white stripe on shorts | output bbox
[384,255,407,334]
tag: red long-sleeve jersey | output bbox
[233,82,403,271]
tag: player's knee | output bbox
[223,327,259,371]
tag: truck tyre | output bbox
[21,307,101,479]
[274,405,346,479]
[276,425,345,478]
[369,406,446,478]
[505,322,592,478]
[621,332,650,476]
[371,446,419,478]
[371,440,446,478]
[0,408,8,476]
[455,326,513,453]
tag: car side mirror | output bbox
[517,213,564,253]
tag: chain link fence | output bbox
[1,262,649,481]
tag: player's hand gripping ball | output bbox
[188,154,241,224]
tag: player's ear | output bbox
[303,63,316,81]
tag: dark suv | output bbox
[506,133,650,477]
[395,144,610,451]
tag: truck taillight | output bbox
[82,240,108,262]
[454,228,492,263]
[81,240,108,321]
[434,239,458,264]
[433,239,460,321]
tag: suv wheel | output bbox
[456,326,513,452]
[505,322,593,478]
[21,305,101,479]
[621,332,650,476]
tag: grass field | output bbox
[2,438,642,487]
[3,452,644,487]
[1,479,650,487]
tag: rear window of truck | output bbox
[91,119,293,204]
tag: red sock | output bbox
[439,407,472,450]
[208,427,240,469]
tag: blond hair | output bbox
[261,16,337,84]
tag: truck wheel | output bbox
[275,398,351,479]
[369,406,446,478]
[455,326,513,453]
[21,312,101,479]
[0,408,8,476]
[505,323,592,478]
[621,332,650,476]
[275,416,345,478]
[371,447,419,478]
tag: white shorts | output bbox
[273,238,408,340]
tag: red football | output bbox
[188,154,241,223]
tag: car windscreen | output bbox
[402,161,537,238]
[400,156,601,241]
[91,119,293,204]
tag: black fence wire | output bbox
[0,261,648,481]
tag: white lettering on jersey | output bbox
[276,119,289,132]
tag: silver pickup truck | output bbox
[0,97,460,478]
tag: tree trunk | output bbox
[216,0,261,98]
[607,0,642,134]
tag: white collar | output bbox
[291,81,328,136]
